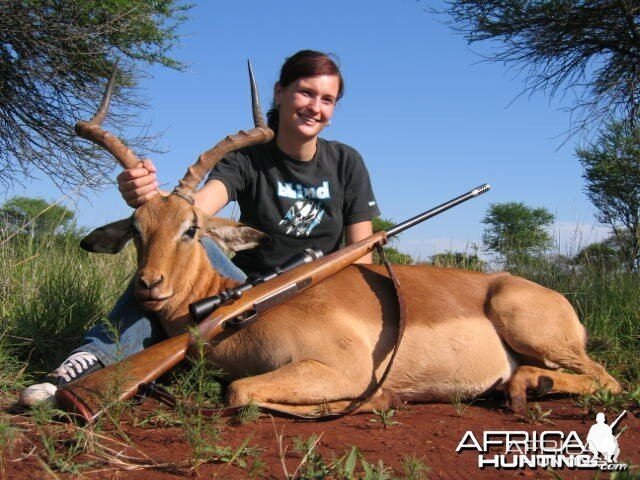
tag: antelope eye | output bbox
[185,226,198,238]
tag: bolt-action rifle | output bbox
[610,410,627,435]
[55,184,490,423]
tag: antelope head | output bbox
[76,62,274,329]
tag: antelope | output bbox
[76,64,620,416]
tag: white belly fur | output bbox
[382,315,518,402]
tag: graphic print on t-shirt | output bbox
[276,179,329,237]
[279,199,325,236]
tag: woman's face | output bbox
[274,74,340,142]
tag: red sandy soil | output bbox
[3,396,638,479]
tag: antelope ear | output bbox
[205,217,269,253]
[80,217,135,254]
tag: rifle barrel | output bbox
[610,410,627,431]
[386,184,490,238]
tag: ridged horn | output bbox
[174,60,275,199]
[74,59,141,170]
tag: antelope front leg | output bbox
[226,359,401,416]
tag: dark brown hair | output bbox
[267,50,344,132]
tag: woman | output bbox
[20,50,380,406]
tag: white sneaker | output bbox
[18,382,57,407]
[19,351,103,407]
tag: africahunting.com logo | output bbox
[456,410,629,471]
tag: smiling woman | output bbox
[19,49,381,407]
[275,74,340,155]
[268,50,345,160]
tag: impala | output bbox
[75,64,620,416]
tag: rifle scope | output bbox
[189,248,323,321]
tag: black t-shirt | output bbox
[206,138,380,274]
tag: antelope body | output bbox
[78,63,620,415]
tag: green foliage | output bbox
[234,402,261,425]
[576,121,640,271]
[372,217,396,233]
[0,0,190,189]
[10,250,111,369]
[31,404,92,473]
[0,414,20,472]
[575,241,620,268]
[574,237,627,271]
[1,231,133,374]
[372,217,415,265]
[523,403,554,425]
[576,387,639,414]
[292,434,332,480]
[0,339,29,396]
[401,455,430,480]
[330,446,360,480]
[430,250,485,271]
[449,388,475,417]
[482,202,554,266]
[373,246,414,265]
[170,330,225,464]
[361,458,393,479]
[290,441,422,480]
[443,0,640,133]
[0,196,80,238]
[368,408,400,429]
[162,333,263,472]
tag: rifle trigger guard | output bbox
[225,310,259,330]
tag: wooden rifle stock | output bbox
[55,231,388,422]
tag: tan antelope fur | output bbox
[78,64,620,415]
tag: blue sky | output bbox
[3,0,609,261]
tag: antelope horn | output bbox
[75,60,141,170]
[249,59,268,129]
[174,60,275,200]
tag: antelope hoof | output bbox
[382,389,403,409]
[225,382,252,408]
[535,376,554,397]
[604,378,622,394]
[509,394,527,414]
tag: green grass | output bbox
[368,408,401,428]
[0,233,133,375]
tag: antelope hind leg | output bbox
[226,359,401,417]
[507,365,617,413]
[487,276,620,397]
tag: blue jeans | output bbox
[75,238,247,366]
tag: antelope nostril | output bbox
[138,276,150,289]
[138,272,163,289]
